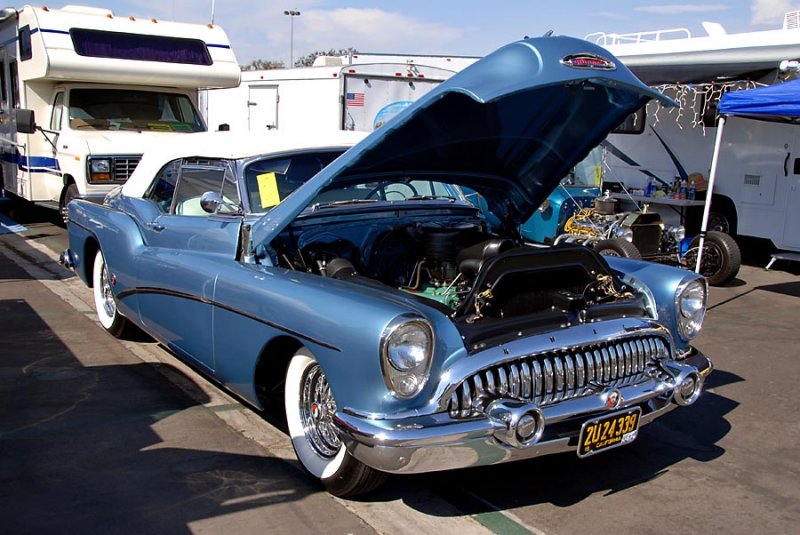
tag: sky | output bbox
[55,0,800,65]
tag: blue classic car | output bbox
[63,35,712,497]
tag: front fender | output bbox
[605,256,705,352]
[211,263,465,416]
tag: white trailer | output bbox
[202,60,457,134]
[590,13,800,251]
[0,4,240,216]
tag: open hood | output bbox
[250,35,674,247]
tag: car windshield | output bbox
[68,89,206,132]
[244,150,465,213]
[309,178,462,209]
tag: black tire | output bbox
[594,238,642,259]
[92,250,134,338]
[708,211,733,235]
[688,231,741,286]
[59,183,79,226]
[285,347,387,497]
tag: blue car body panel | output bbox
[519,186,600,243]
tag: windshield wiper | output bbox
[310,199,381,211]
[406,195,457,202]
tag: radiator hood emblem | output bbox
[561,53,616,70]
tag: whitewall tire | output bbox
[92,250,130,337]
[284,347,386,496]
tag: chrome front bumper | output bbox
[335,350,712,474]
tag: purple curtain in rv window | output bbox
[70,29,213,65]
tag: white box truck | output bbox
[0,4,240,218]
[202,59,457,133]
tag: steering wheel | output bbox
[364,182,419,201]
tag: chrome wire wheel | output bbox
[99,262,116,319]
[300,363,341,458]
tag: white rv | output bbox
[202,59,457,134]
[591,13,800,252]
[0,5,240,217]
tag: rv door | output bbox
[247,85,278,132]
[782,131,800,249]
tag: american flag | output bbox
[346,92,365,107]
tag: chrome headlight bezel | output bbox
[675,277,707,341]
[668,225,686,243]
[380,316,434,399]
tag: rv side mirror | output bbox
[15,109,36,134]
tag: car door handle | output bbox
[146,221,165,232]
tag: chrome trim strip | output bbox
[117,287,341,352]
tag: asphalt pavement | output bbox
[0,222,375,533]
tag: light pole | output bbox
[284,9,300,67]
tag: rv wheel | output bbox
[594,238,642,259]
[60,184,78,225]
[688,231,741,286]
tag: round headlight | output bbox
[386,322,430,371]
[670,225,686,242]
[381,317,434,398]
[676,278,707,340]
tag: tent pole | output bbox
[695,115,727,273]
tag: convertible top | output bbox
[122,130,367,198]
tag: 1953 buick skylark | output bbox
[62,35,712,496]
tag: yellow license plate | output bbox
[577,407,641,458]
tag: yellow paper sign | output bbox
[257,172,281,208]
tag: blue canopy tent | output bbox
[697,79,800,270]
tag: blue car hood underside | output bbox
[249,35,674,248]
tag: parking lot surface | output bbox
[1,204,799,534]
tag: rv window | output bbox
[700,92,720,127]
[18,26,32,61]
[51,92,65,130]
[9,61,19,108]
[612,106,645,134]
[68,89,205,132]
[70,29,212,66]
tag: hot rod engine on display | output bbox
[551,191,741,286]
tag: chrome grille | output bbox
[112,157,141,181]
[448,335,670,418]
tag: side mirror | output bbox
[15,109,36,134]
[200,191,222,214]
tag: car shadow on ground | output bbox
[360,369,739,512]
[0,297,332,533]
